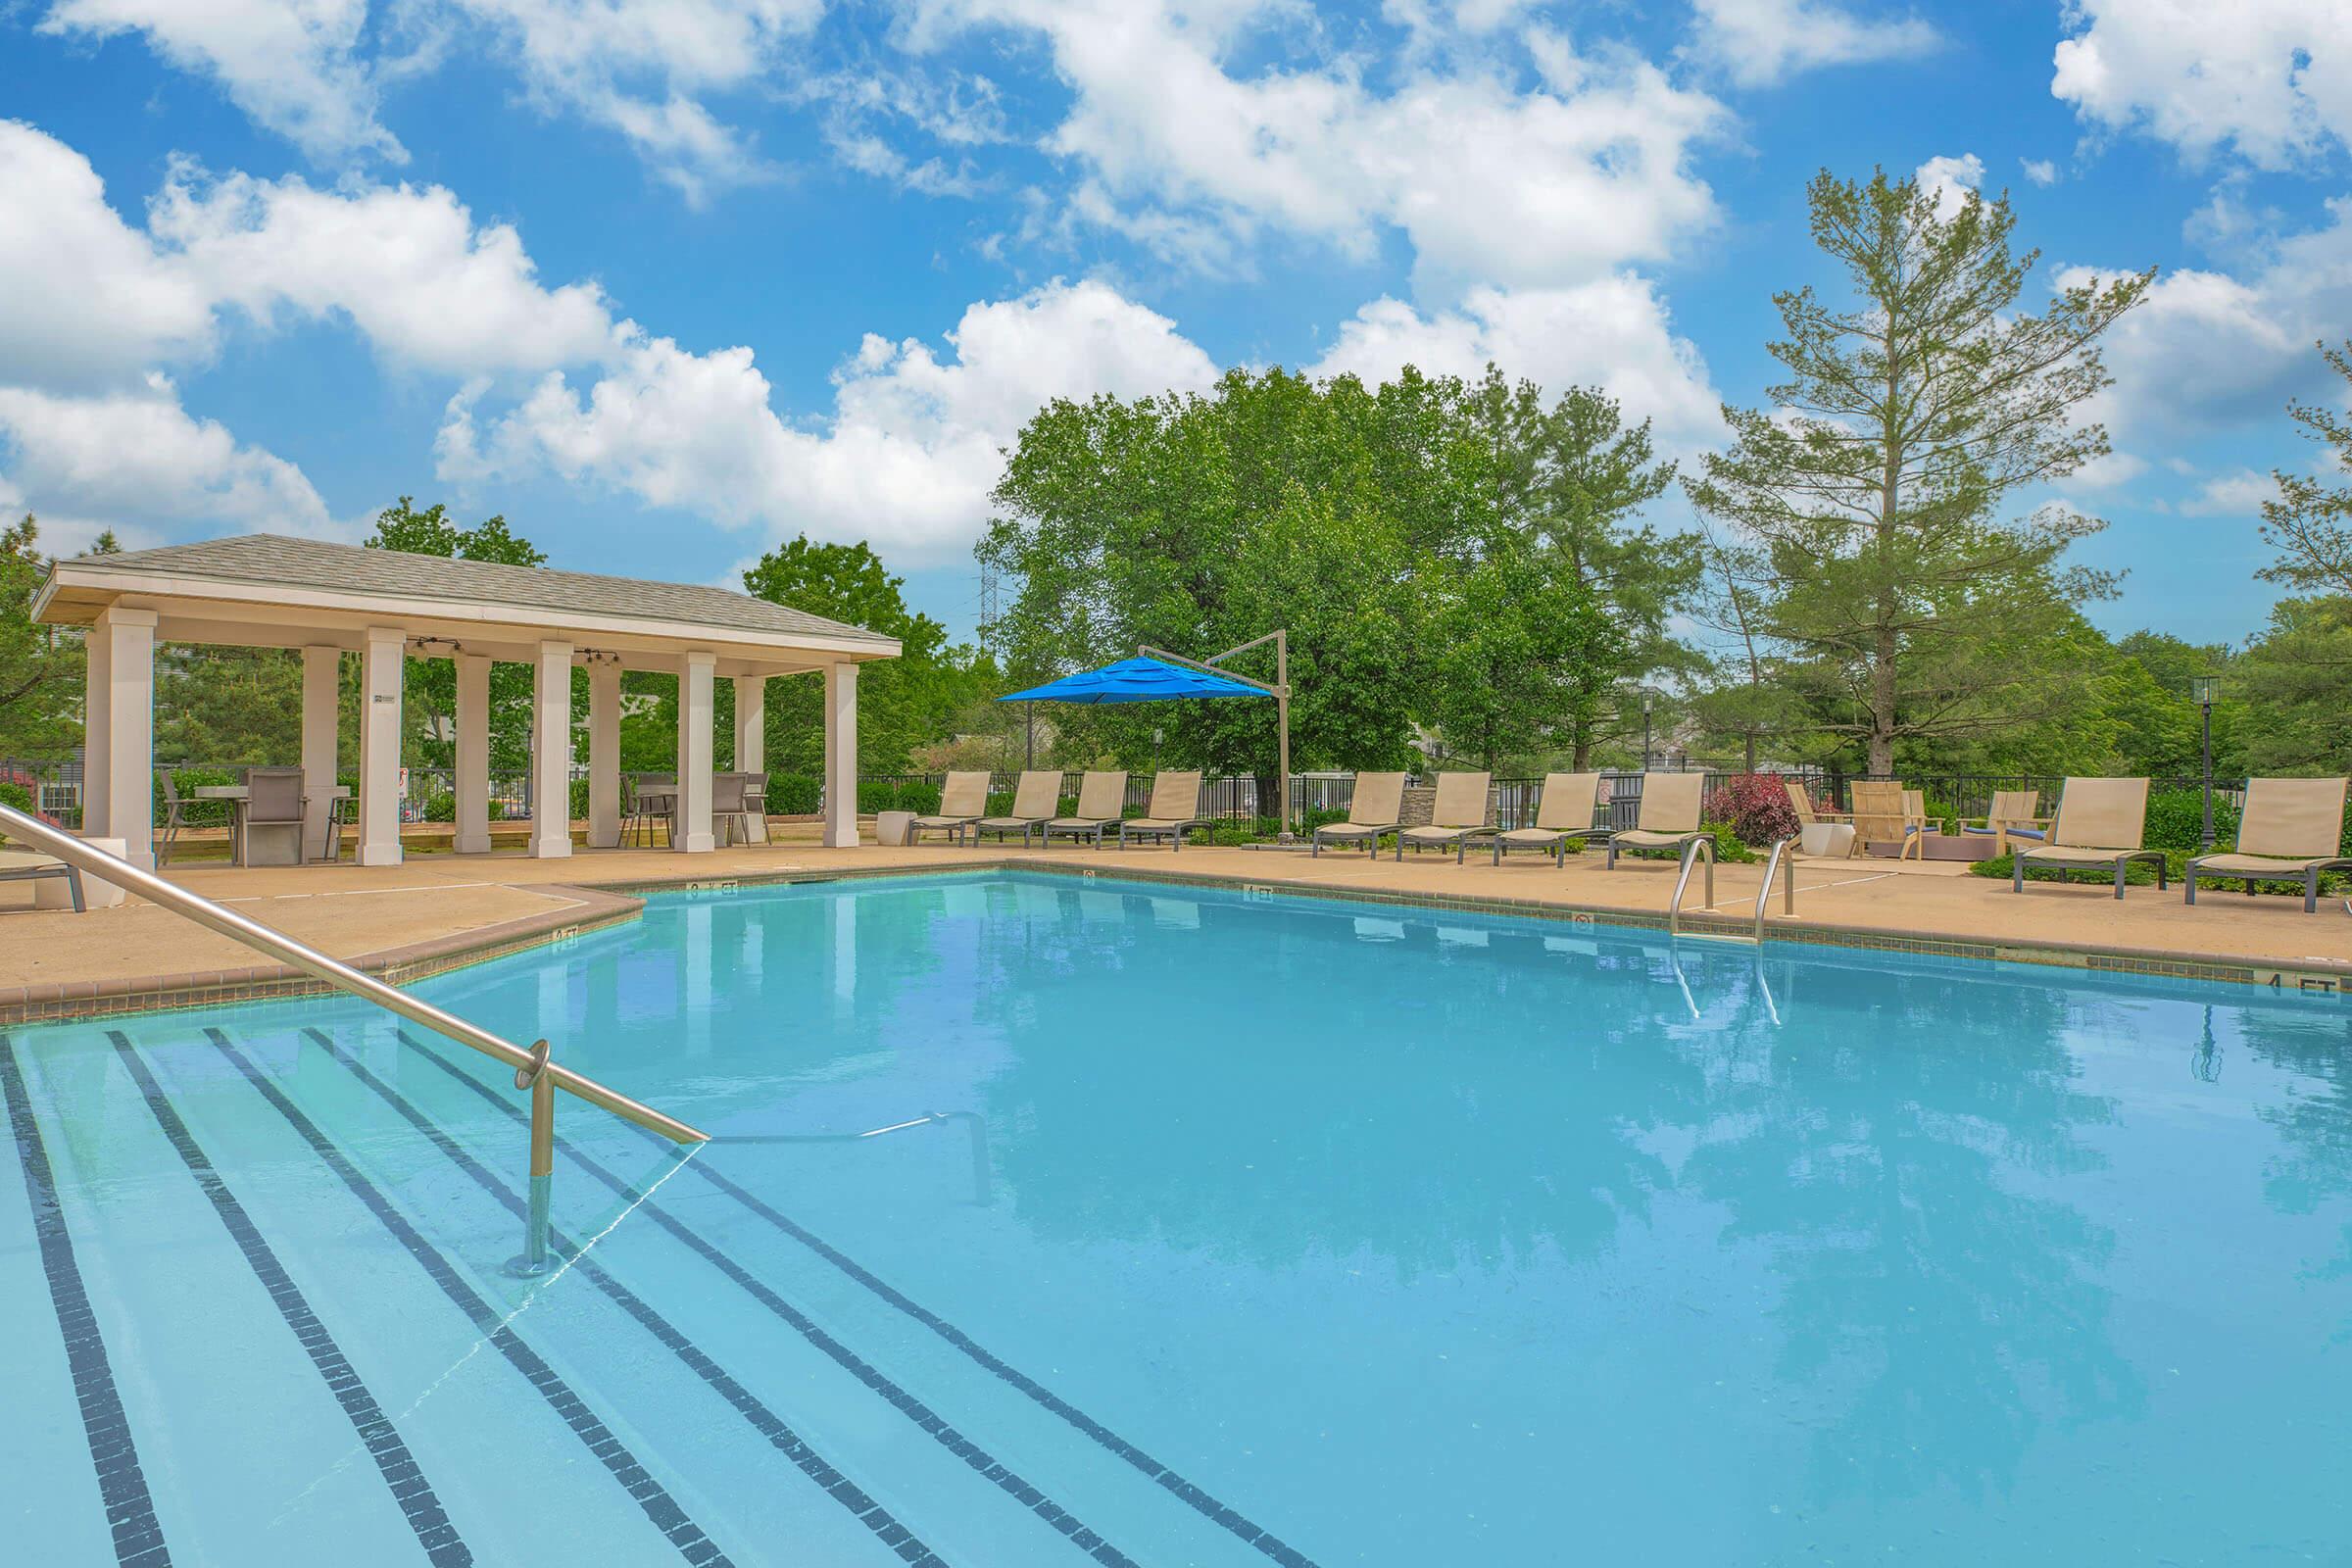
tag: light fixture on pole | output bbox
[2189,674,2220,852]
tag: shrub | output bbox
[1699,822,1759,862]
[570,778,592,822]
[155,766,235,828]
[2143,787,2239,853]
[769,774,820,814]
[0,774,37,842]
[1702,774,1799,847]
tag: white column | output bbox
[674,651,715,853]
[95,607,157,867]
[357,626,405,866]
[528,640,574,859]
[733,674,766,845]
[81,618,112,837]
[453,653,491,855]
[301,646,340,860]
[588,660,621,849]
[823,661,858,848]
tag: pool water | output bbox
[5,871,2350,1566]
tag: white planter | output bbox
[875,809,914,847]
[1799,822,1855,858]
[35,836,129,909]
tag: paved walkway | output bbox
[6,826,2349,1018]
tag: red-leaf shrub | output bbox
[1704,773,1801,847]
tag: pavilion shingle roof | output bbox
[69,533,895,647]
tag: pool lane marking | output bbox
[391,1026,1322,1568]
[290,1028,956,1568]
[0,1035,172,1568]
[104,1033,474,1568]
[199,1030,740,1568]
[360,1027,1152,1568]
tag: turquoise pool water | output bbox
[5,870,2349,1565]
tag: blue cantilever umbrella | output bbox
[999,656,1267,704]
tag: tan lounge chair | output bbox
[910,770,991,845]
[1491,772,1612,866]
[0,848,86,911]
[1313,771,1407,857]
[1960,789,2052,858]
[1850,780,1928,860]
[1784,780,1852,829]
[2011,777,2167,898]
[1119,770,1210,851]
[1394,771,1494,862]
[1605,772,1714,868]
[1044,770,1130,849]
[2185,776,2352,913]
[972,770,1062,849]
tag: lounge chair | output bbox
[972,770,1061,848]
[1491,771,1611,866]
[1960,789,2051,858]
[0,849,85,912]
[1119,770,1209,851]
[2010,777,2167,898]
[910,770,990,845]
[1850,780,1927,860]
[1604,772,1714,868]
[1044,770,1130,849]
[1312,771,1407,857]
[2185,776,2352,913]
[1395,771,1494,862]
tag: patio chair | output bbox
[1311,771,1407,857]
[237,766,307,866]
[1044,770,1130,849]
[1604,772,1713,868]
[1395,771,1494,862]
[1782,777,1859,858]
[1119,770,1209,851]
[972,770,1061,848]
[2185,776,2352,913]
[911,771,992,846]
[713,772,768,848]
[2010,777,2168,899]
[158,768,192,866]
[1490,771,1610,866]
[625,774,673,848]
[0,849,85,912]
[1960,790,2052,858]
[1850,780,1927,860]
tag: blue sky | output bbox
[3,0,2348,650]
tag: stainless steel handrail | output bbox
[0,803,707,1150]
[1666,837,1716,935]
[1754,834,1798,941]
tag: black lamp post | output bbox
[2189,675,2219,852]
[1642,693,1654,770]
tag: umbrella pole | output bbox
[1275,629,1292,843]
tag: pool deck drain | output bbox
[5,831,2349,1022]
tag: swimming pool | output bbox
[5,870,2348,1565]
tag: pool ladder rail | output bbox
[1665,833,1799,944]
[0,801,709,1276]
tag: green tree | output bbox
[1465,371,1693,765]
[1689,169,2152,774]
[740,536,977,773]
[980,367,1498,777]
[2258,340,2352,596]
[1422,522,1620,771]
[2232,597,2352,774]
[364,497,547,771]
[0,515,84,756]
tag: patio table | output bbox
[194,784,351,865]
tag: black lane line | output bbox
[106,1033,473,1568]
[0,1035,172,1568]
[196,1031,734,1568]
[285,1029,950,1568]
[398,1028,1318,1568]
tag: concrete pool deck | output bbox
[6,826,2351,1022]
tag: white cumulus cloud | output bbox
[1685,0,1940,88]
[1916,152,1985,217]
[2053,0,2352,168]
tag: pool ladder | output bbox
[0,802,710,1276]
[1666,833,1798,943]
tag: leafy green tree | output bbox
[364,497,547,771]
[1464,371,1693,765]
[740,536,978,773]
[1689,169,2151,774]
[981,367,1500,777]
[155,646,307,763]
[2231,597,2352,774]
[1422,524,1620,771]
[2258,341,2352,596]
[0,515,85,756]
